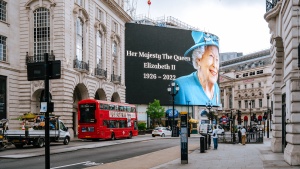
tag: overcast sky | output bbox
[131,0,271,55]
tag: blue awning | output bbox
[166,109,179,118]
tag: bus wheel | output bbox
[111,133,115,140]
[128,132,132,139]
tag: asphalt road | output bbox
[0,137,200,169]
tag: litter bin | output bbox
[200,136,205,153]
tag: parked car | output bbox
[152,127,172,137]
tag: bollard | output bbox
[208,134,211,147]
[200,136,205,153]
[204,134,207,150]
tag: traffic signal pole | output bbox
[44,53,50,169]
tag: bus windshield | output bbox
[79,103,96,123]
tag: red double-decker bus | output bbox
[78,99,138,140]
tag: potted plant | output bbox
[138,122,147,135]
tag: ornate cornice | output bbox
[101,0,132,22]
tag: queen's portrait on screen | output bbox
[174,31,221,106]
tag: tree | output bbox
[146,99,165,128]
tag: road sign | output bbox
[27,60,61,81]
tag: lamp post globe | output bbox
[167,81,179,137]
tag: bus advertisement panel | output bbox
[78,99,138,140]
[125,23,220,107]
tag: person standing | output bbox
[212,125,218,150]
[238,127,242,144]
[241,126,247,145]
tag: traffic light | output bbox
[263,112,267,120]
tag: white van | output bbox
[199,124,224,135]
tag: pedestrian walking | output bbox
[212,125,218,150]
[238,127,242,143]
[241,126,246,145]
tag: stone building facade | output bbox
[265,0,300,165]
[219,50,272,129]
[0,0,131,137]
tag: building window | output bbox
[76,18,83,61]
[34,7,50,61]
[112,21,118,33]
[251,84,254,88]
[0,0,7,22]
[0,75,6,119]
[236,75,239,78]
[229,94,232,109]
[75,0,84,6]
[97,8,103,21]
[244,85,247,89]
[251,100,255,108]
[245,100,248,109]
[238,85,240,90]
[238,101,241,109]
[0,35,6,61]
[259,99,262,108]
[96,31,102,67]
[112,41,117,57]
[257,70,263,74]
[258,82,261,87]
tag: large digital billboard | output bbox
[125,23,220,106]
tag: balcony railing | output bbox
[111,74,121,84]
[73,59,89,72]
[94,67,107,79]
[26,51,55,64]
[266,0,280,12]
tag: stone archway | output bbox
[111,92,120,102]
[31,89,52,114]
[95,89,107,100]
[72,83,89,136]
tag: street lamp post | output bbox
[267,93,270,138]
[206,102,213,124]
[249,101,252,129]
[167,81,179,137]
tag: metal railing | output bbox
[218,131,263,144]
[111,74,121,84]
[94,67,107,78]
[73,59,89,72]
[266,0,280,12]
[26,51,55,64]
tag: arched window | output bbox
[76,18,83,61]
[34,7,50,61]
[96,31,102,68]
[112,41,117,57]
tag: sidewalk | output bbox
[88,135,299,169]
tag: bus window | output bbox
[126,106,131,112]
[131,107,136,112]
[119,106,124,111]
[115,121,119,128]
[109,105,115,110]
[120,120,126,128]
[109,121,115,128]
[79,103,96,123]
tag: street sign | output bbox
[27,60,61,81]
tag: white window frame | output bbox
[0,0,7,22]
[76,17,83,61]
[33,7,50,61]
[96,31,102,68]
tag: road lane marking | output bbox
[50,161,101,169]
